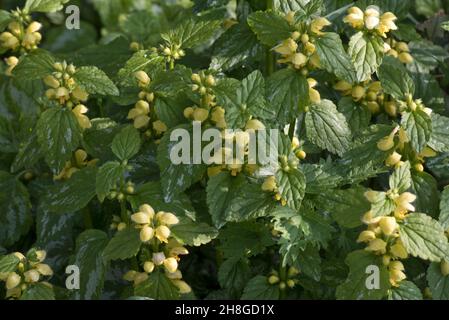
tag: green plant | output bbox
[0,0,449,301]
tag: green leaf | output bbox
[439,187,449,230]
[20,283,55,300]
[73,230,109,300]
[338,97,371,134]
[276,168,306,211]
[370,192,396,218]
[429,113,449,153]
[11,131,43,173]
[378,56,415,100]
[171,220,218,247]
[42,167,97,214]
[218,222,274,258]
[0,254,20,273]
[37,107,82,173]
[218,257,251,294]
[427,262,449,300]
[336,250,390,300]
[274,0,322,15]
[134,270,179,300]
[211,23,263,71]
[215,70,272,128]
[401,110,432,153]
[315,32,356,83]
[400,213,449,262]
[157,125,206,201]
[206,172,246,228]
[388,281,423,300]
[305,99,352,156]
[0,172,32,247]
[247,11,293,47]
[0,10,12,31]
[163,18,222,48]
[348,31,384,82]
[24,0,69,13]
[13,49,55,81]
[102,227,141,261]
[408,40,449,73]
[111,125,141,161]
[317,186,369,228]
[241,276,280,300]
[73,66,119,96]
[389,161,412,193]
[266,68,309,126]
[96,161,124,202]
[411,171,440,218]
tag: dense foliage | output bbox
[0,0,449,300]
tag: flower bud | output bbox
[157,212,179,226]
[44,75,60,89]
[268,275,279,284]
[205,75,216,87]
[6,272,21,290]
[366,238,387,254]
[172,280,192,294]
[398,52,413,64]
[152,252,166,266]
[379,216,398,236]
[291,31,301,40]
[356,230,376,243]
[377,136,394,151]
[131,212,151,225]
[166,270,182,280]
[390,241,408,259]
[35,263,53,276]
[191,73,201,84]
[36,250,46,262]
[140,226,154,242]
[382,255,391,266]
[163,257,178,273]
[261,176,277,192]
[144,261,155,273]
[133,272,148,285]
[135,100,150,114]
[117,222,127,231]
[287,280,295,288]
[27,22,42,33]
[135,71,151,86]
[170,247,189,256]
[183,107,194,119]
[386,152,402,167]
[245,119,265,131]
[414,163,424,172]
[351,85,366,101]
[72,86,89,102]
[24,270,40,283]
[440,260,449,276]
[153,120,168,133]
[334,80,352,92]
[123,270,137,281]
[13,252,25,261]
[155,225,171,243]
[193,108,209,122]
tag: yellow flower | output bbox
[193,108,209,122]
[379,216,398,236]
[268,275,280,284]
[310,17,331,35]
[389,269,406,286]
[343,7,364,28]
[155,225,171,243]
[440,260,449,276]
[351,85,366,101]
[35,263,53,276]
[163,257,178,273]
[131,211,151,225]
[140,204,155,218]
[291,52,308,68]
[386,152,402,167]
[123,270,137,281]
[172,280,192,294]
[135,71,151,86]
[398,52,413,64]
[156,212,179,226]
[140,226,154,242]
[153,120,168,134]
[366,238,387,254]
[24,270,40,283]
[357,230,376,243]
[334,80,352,94]
[261,176,277,192]
[245,119,265,131]
[274,38,298,56]
[144,261,155,273]
[394,192,416,212]
[6,272,21,290]
[390,241,408,259]
[72,104,92,129]
[364,6,380,30]
[378,12,398,37]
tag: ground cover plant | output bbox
[0,0,449,300]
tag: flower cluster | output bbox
[359,184,417,286]
[268,266,300,290]
[128,71,168,140]
[160,43,185,66]
[0,17,42,53]
[54,149,98,180]
[123,204,191,294]
[344,6,398,37]
[335,80,385,115]
[385,39,413,64]
[377,126,436,170]
[0,250,53,299]
[44,61,91,129]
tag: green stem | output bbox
[279,264,287,299]
[288,120,296,140]
[82,207,93,229]
[169,60,175,70]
